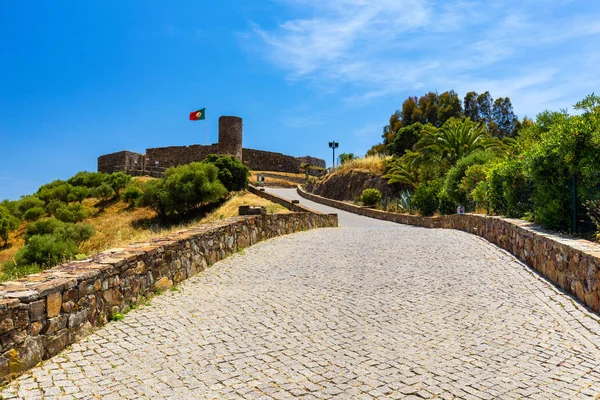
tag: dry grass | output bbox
[335,155,390,175]
[0,191,288,270]
[251,171,305,187]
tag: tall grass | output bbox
[335,155,390,175]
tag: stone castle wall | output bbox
[242,149,301,173]
[0,209,338,382]
[97,151,143,174]
[145,144,220,169]
[298,187,600,315]
[98,115,325,175]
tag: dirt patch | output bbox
[305,169,401,201]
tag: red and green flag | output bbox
[189,108,206,120]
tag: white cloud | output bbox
[249,0,600,115]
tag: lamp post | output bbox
[328,141,339,170]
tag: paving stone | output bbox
[2,189,600,399]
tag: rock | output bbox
[46,292,62,318]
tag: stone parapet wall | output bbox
[0,212,337,382]
[242,149,301,173]
[298,186,600,314]
[98,151,144,174]
[248,185,331,215]
[145,144,220,169]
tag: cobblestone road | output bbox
[3,189,600,399]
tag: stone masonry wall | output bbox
[298,186,600,315]
[145,144,220,169]
[98,151,144,174]
[0,212,337,382]
[242,149,301,173]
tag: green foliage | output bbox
[15,234,78,269]
[141,162,228,218]
[412,179,443,217]
[54,203,88,223]
[384,159,419,188]
[103,172,131,198]
[387,123,423,157]
[22,206,45,222]
[397,190,413,213]
[0,206,20,246]
[338,153,355,165]
[110,313,124,321]
[25,217,93,245]
[16,196,45,218]
[460,164,488,210]
[203,154,249,192]
[361,188,382,207]
[122,185,142,207]
[442,151,494,207]
[68,186,90,203]
[0,262,40,282]
[486,159,533,218]
[91,183,114,202]
[68,171,108,188]
[37,180,72,203]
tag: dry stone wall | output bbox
[298,186,600,315]
[0,212,337,382]
[242,149,301,173]
[97,151,143,174]
[145,144,220,169]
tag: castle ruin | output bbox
[98,116,326,176]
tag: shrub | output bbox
[487,159,533,218]
[443,151,494,208]
[387,122,423,156]
[22,206,45,221]
[122,185,142,207]
[412,179,443,216]
[0,206,19,246]
[103,172,131,198]
[68,186,90,203]
[25,217,66,241]
[203,154,249,192]
[460,164,488,211]
[37,180,72,203]
[361,188,382,207]
[91,183,114,202]
[141,162,228,218]
[16,196,45,218]
[54,203,88,223]
[68,171,108,188]
[14,234,78,269]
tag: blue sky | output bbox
[1,1,599,200]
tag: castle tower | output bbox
[218,116,243,160]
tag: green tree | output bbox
[0,206,19,246]
[413,118,501,170]
[463,91,480,122]
[16,196,46,218]
[91,183,114,202]
[122,185,142,207]
[387,123,423,156]
[338,153,356,165]
[103,172,131,198]
[401,96,421,126]
[37,180,72,203]
[68,186,90,203]
[437,90,463,124]
[22,207,45,222]
[14,234,78,269]
[491,97,518,138]
[476,92,493,124]
[203,154,249,192]
[68,171,108,188]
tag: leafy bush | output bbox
[68,171,108,188]
[460,164,488,211]
[122,185,142,207]
[68,186,90,203]
[0,206,19,246]
[398,190,413,213]
[91,183,114,202]
[37,180,72,203]
[412,179,443,216]
[16,196,45,218]
[361,188,382,207]
[54,203,88,223]
[14,234,78,269]
[22,206,45,222]
[486,159,533,218]
[203,154,249,192]
[25,217,93,245]
[141,162,228,218]
[443,151,494,208]
[104,172,131,198]
[387,122,423,156]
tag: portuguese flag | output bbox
[189,108,206,120]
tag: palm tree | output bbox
[414,118,502,169]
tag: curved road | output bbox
[3,189,600,399]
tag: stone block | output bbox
[29,300,45,322]
[46,292,62,318]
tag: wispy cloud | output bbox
[249,0,600,116]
